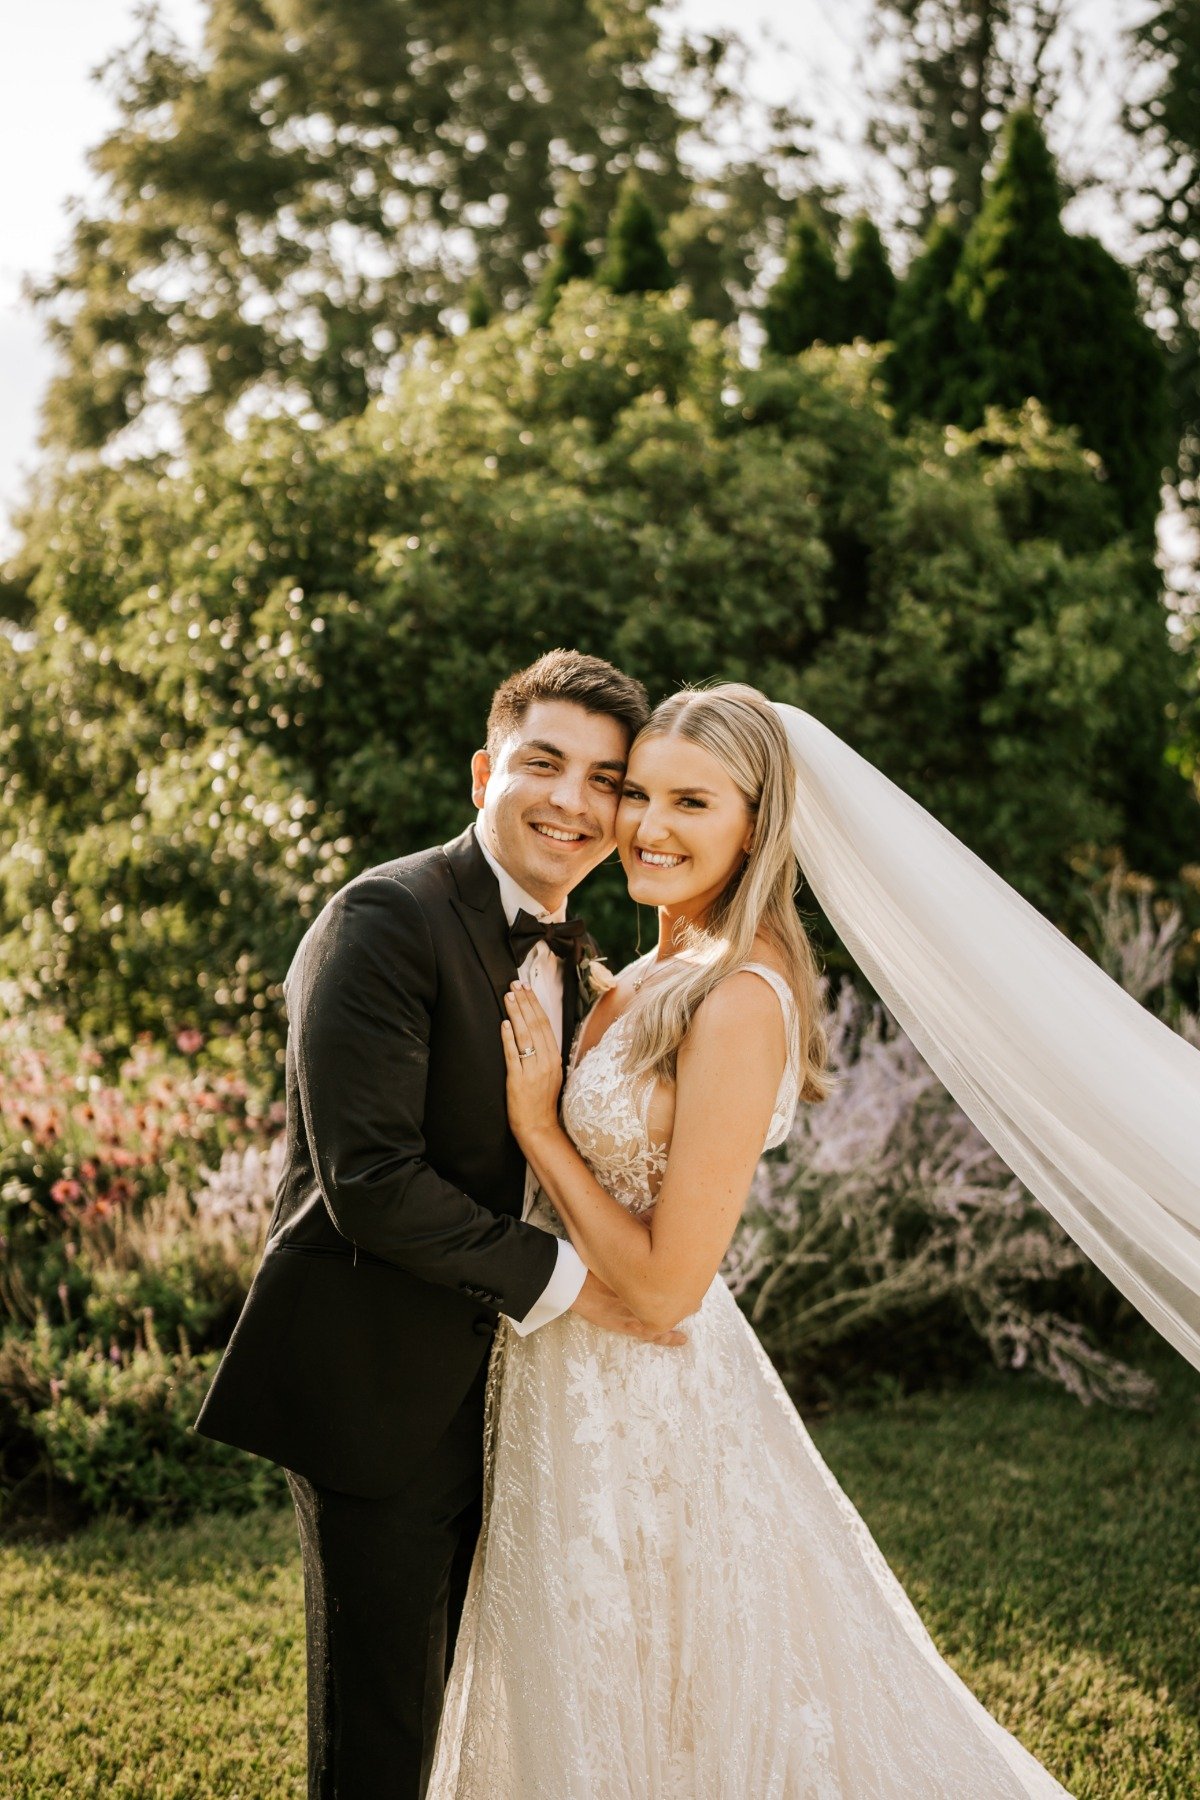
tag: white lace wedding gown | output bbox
[428,965,1073,1799]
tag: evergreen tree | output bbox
[464,282,492,331]
[596,175,674,296]
[885,214,968,424]
[887,112,1167,536]
[946,108,1066,411]
[534,195,595,327]
[865,0,1078,234]
[761,207,842,355]
[842,216,897,342]
[946,110,1168,535]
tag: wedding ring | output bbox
[518,1045,537,1059]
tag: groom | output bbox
[195,649,679,1798]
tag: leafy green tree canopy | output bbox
[31,0,821,459]
[2,292,1193,1068]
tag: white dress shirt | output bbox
[476,831,589,1335]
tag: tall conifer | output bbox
[596,174,674,296]
[535,195,595,326]
[889,110,1168,535]
[885,213,969,424]
[761,207,841,355]
[842,216,897,342]
[948,109,1168,534]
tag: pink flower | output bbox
[50,1178,83,1205]
[175,1029,205,1055]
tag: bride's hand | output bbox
[501,981,563,1148]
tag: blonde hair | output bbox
[621,684,831,1105]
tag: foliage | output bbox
[760,206,842,353]
[728,866,1199,1410]
[885,213,969,424]
[29,0,821,457]
[534,193,596,326]
[864,0,1082,234]
[0,1113,282,1523]
[1125,1,1200,551]
[0,1005,279,1310]
[725,982,1159,1412]
[0,1002,280,1520]
[840,215,897,343]
[889,110,1172,539]
[595,174,674,296]
[0,1315,286,1522]
[1,292,1195,1057]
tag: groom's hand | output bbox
[569,1271,687,1346]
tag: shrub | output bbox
[0,1138,283,1525]
[0,1312,286,1522]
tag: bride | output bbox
[425,679,1200,1797]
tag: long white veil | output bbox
[772,702,1200,1374]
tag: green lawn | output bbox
[2,1343,1198,1799]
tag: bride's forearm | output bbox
[521,1125,668,1323]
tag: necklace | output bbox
[631,954,661,994]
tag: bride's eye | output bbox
[621,786,648,803]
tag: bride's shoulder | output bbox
[684,960,789,1056]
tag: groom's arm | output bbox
[288,873,561,1324]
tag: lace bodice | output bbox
[554,962,801,1221]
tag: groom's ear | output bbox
[470,748,491,809]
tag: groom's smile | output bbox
[471,697,630,909]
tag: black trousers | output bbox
[285,1355,489,1800]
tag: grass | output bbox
[2,1340,1198,1799]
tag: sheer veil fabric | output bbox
[772,702,1200,1372]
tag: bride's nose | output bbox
[637,806,674,845]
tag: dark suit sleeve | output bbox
[288,873,559,1319]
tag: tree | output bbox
[885,213,968,424]
[761,207,842,355]
[1125,2,1200,547]
[30,1,831,461]
[841,216,897,342]
[534,194,596,327]
[595,175,674,297]
[865,0,1079,235]
[464,282,492,332]
[888,111,1170,538]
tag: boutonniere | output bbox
[576,941,617,1009]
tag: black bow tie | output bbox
[508,909,588,966]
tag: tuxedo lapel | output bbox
[445,826,520,1024]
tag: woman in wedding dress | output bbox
[426,681,1084,1799]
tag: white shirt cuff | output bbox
[506,1239,588,1336]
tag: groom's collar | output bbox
[476,829,568,929]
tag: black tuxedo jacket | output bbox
[193,825,582,1497]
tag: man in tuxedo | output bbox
[195,649,681,1798]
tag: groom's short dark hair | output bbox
[486,649,650,757]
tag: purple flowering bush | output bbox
[725,863,1199,1411]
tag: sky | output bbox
[0,0,1128,552]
